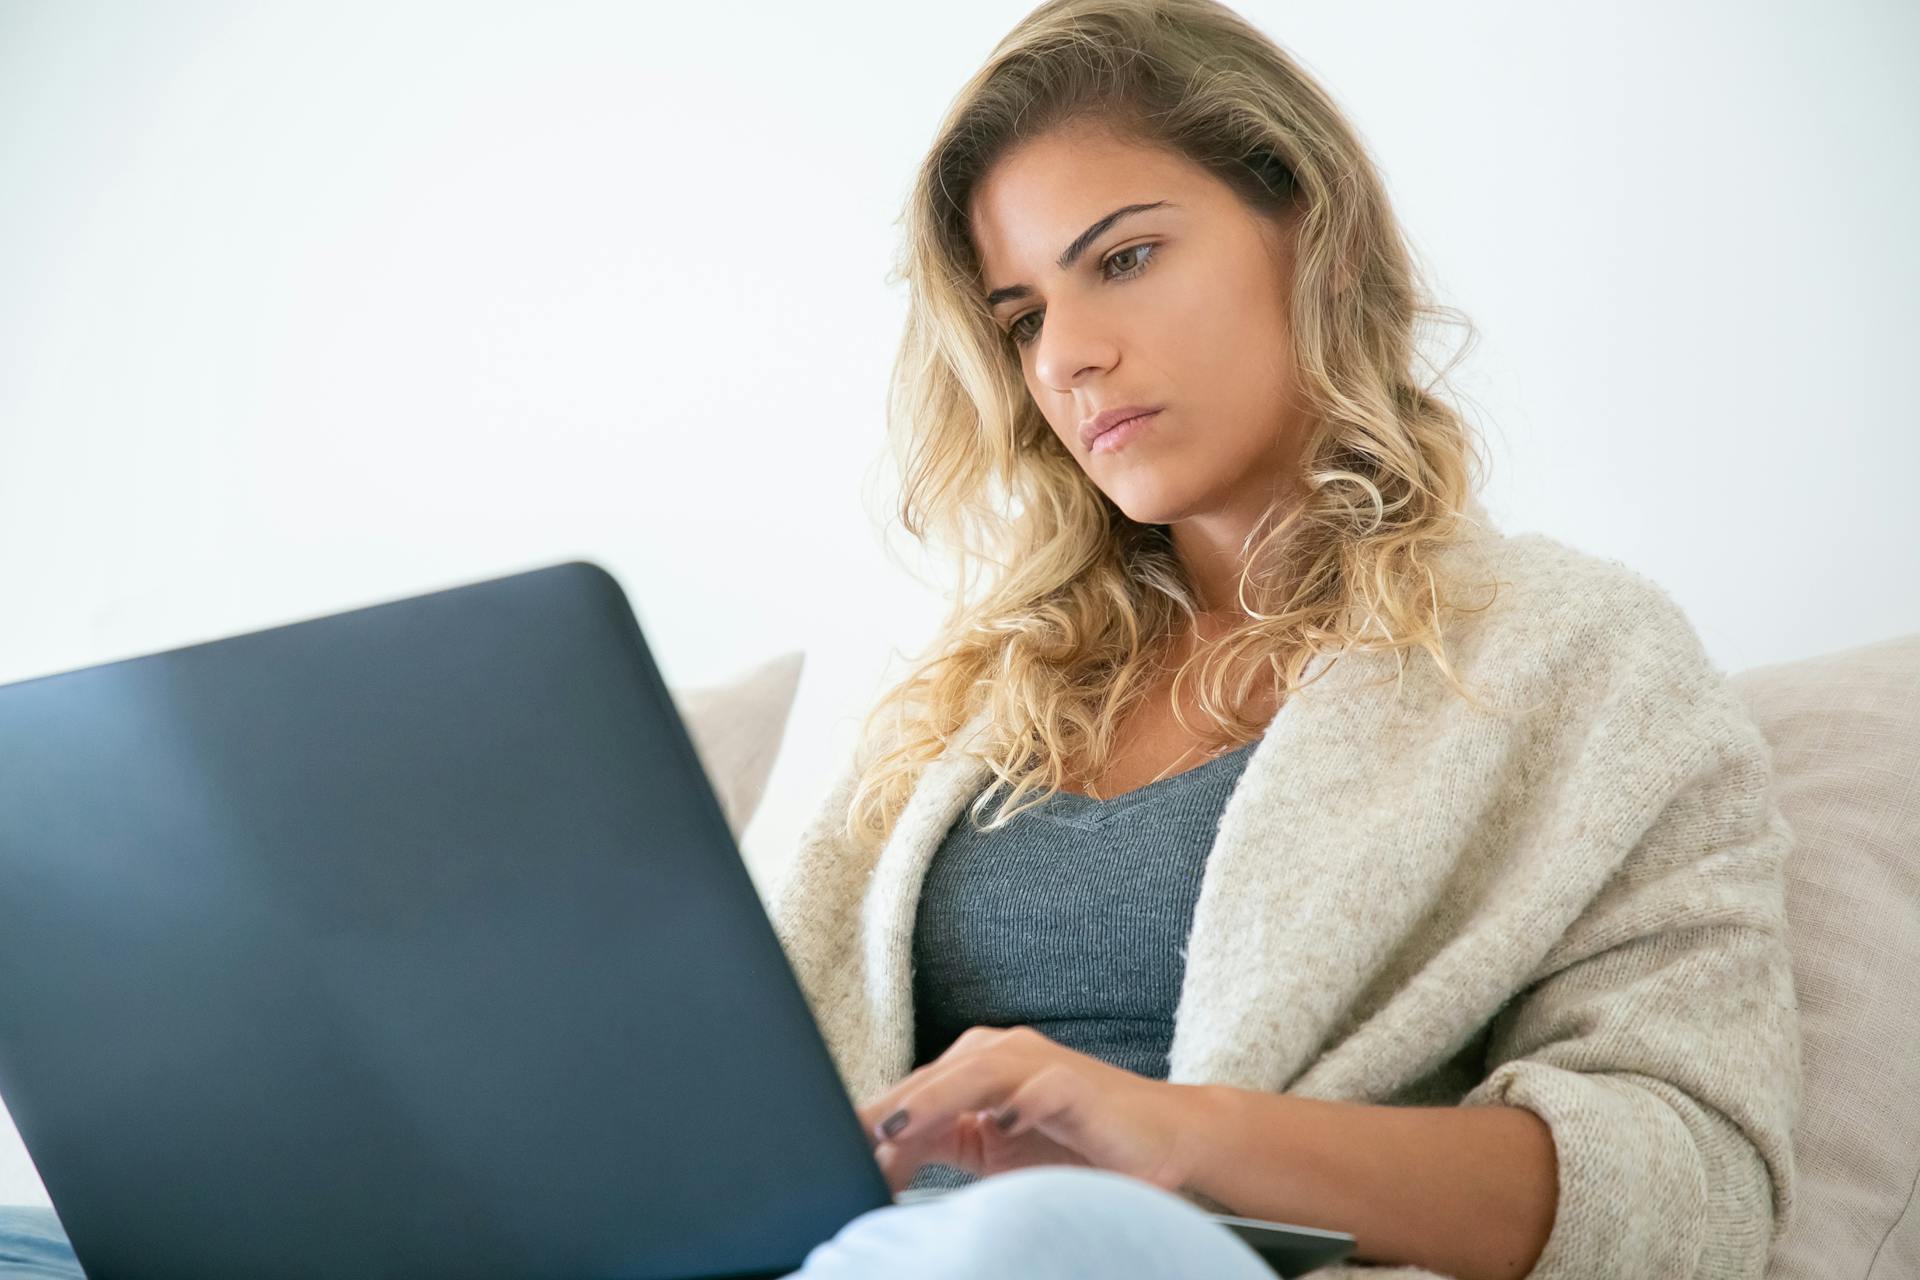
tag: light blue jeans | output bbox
[0,1167,1278,1278]
[0,1206,71,1279]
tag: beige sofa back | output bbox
[1730,632,1920,1279]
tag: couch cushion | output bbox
[1729,632,1920,1279]
[672,649,805,843]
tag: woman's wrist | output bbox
[1162,1081,1269,1210]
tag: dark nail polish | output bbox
[880,1108,909,1139]
[994,1107,1019,1132]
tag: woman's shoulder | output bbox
[1432,527,1714,669]
[1428,527,1761,754]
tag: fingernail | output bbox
[994,1107,1019,1132]
[880,1108,910,1139]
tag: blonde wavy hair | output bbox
[841,0,1512,853]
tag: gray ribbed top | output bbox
[904,735,1263,1191]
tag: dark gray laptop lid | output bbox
[0,560,887,1279]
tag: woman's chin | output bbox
[1105,487,1202,529]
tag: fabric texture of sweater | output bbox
[907,734,1263,1191]
[765,526,1801,1280]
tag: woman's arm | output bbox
[1158,713,1799,1280]
[1170,1085,1557,1280]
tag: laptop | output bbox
[0,560,1356,1278]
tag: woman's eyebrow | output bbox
[984,200,1178,309]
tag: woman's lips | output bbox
[1088,408,1162,455]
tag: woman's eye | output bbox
[1006,242,1159,349]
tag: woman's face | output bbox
[969,121,1310,532]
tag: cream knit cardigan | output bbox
[766,529,1800,1280]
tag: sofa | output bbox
[1,634,1914,1277]
[1726,632,1919,1277]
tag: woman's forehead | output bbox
[970,138,1209,281]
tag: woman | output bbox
[0,2,1798,1278]
[763,1,1799,1278]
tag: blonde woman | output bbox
[765,2,1799,1278]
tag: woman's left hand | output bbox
[852,1024,1209,1195]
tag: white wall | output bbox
[1,0,1914,1209]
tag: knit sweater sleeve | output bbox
[1458,690,1801,1279]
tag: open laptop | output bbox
[0,560,1356,1278]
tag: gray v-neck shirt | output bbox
[905,735,1263,1190]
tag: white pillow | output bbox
[671,649,806,842]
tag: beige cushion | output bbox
[671,649,805,843]
[1729,632,1920,1279]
